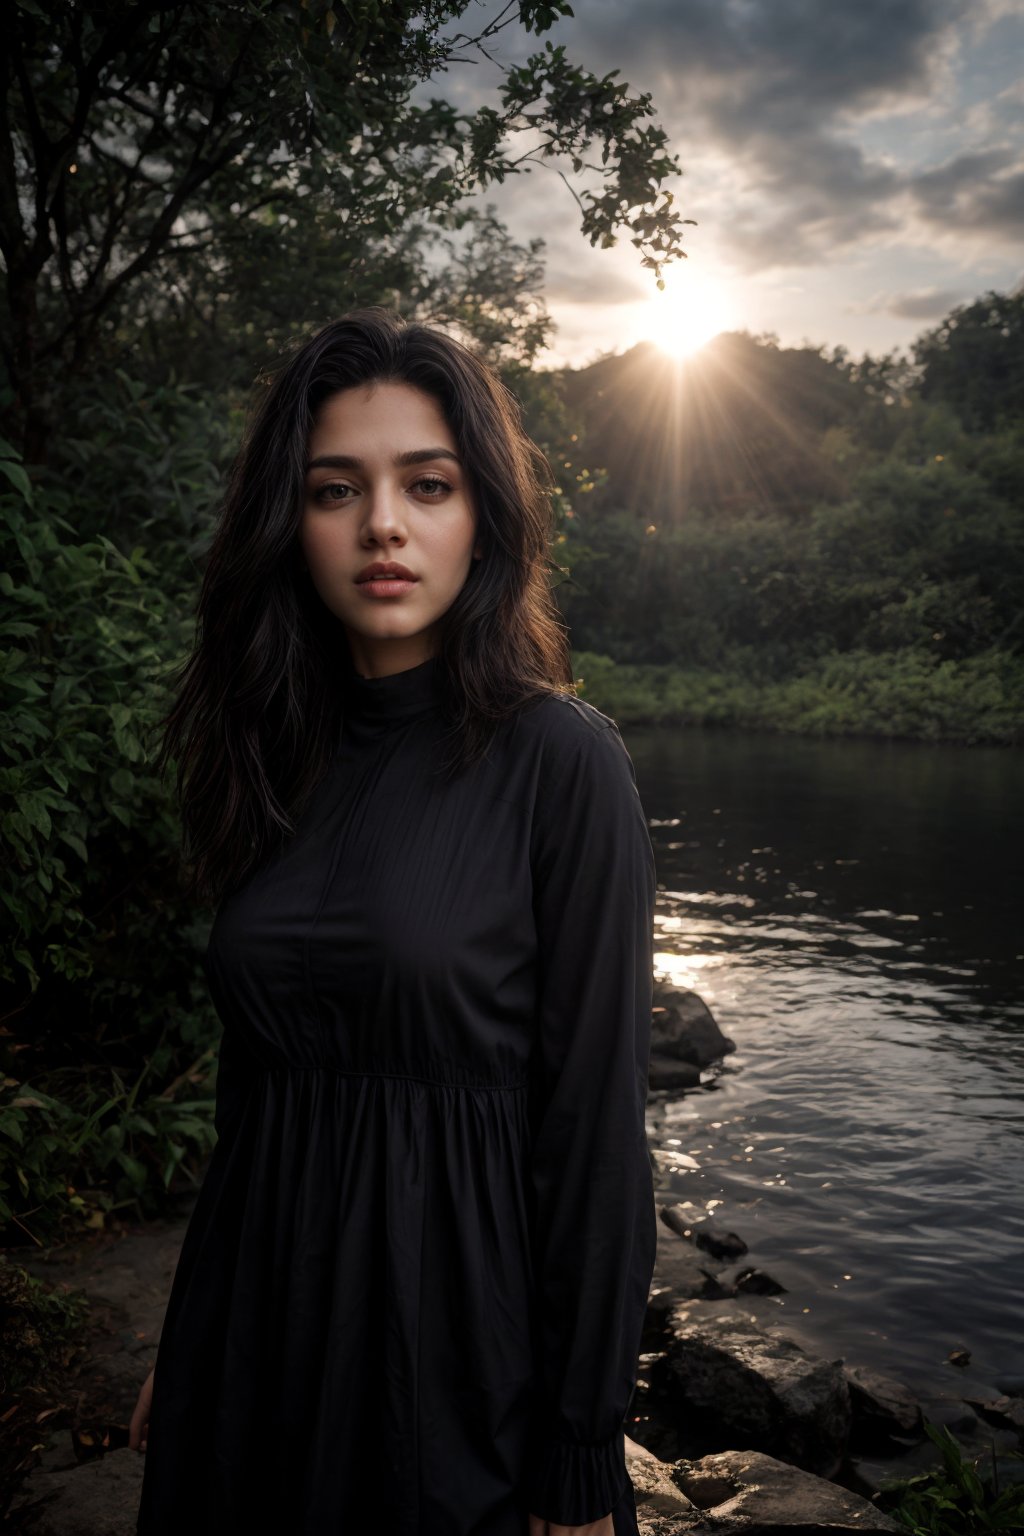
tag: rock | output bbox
[627,1439,903,1533]
[693,1222,748,1261]
[963,1393,1024,1435]
[7,1446,143,1535]
[661,1204,749,1261]
[669,1447,903,1532]
[651,985,736,1069]
[657,1308,852,1477]
[848,1439,947,1501]
[648,1218,735,1310]
[732,1267,787,1296]
[625,1435,701,1518]
[649,1052,702,1090]
[843,1364,923,1443]
[854,1394,1024,1503]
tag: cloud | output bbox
[962,77,1024,138]
[541,267,649,305]
[910,149,1024,238]
[429,0,1024,359]
[705,135,904,269]
[632,0,965,122]
[517,0,1021,271]
[850,287,970,319]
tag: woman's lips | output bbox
[356,577,419,598]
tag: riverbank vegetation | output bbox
[558,295,1023,746]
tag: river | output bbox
[628,722,1023,1404]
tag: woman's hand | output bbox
[527,1514,614,1535]
[128,1367,155,1453]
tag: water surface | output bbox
[628,723,1023,1402]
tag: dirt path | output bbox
[2,1199,195,1534]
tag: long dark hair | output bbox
[155,307,573,908]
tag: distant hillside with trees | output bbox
[543,290,1023,745]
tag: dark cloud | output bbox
[530,0,1017,268]
[433,0,1023,283]
[603,0,966,122]
[910,149,1024,238]
[879,289,971,318]
[709,133,904,268]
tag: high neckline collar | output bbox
[340,652,446,729]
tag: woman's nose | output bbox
[360,483,408,540]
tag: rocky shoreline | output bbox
[629,980,1024,1531]
[5,984,1022,1532]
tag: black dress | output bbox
[136,655,657,1536]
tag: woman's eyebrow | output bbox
[306,448,461,472]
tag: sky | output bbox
[420,0,1024,369]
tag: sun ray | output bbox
[574,332,832,526]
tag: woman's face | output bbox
[299,379,481,678]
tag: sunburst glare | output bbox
[638,274,735,358]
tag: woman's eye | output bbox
[315,482,354,503]
[312,477,452,504]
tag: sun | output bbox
[638,275,735,359]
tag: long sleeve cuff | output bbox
[523,1422,628,1526]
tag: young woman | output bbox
[131,308,658,1536]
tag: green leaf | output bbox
[115,1152,148,1189]
[0,460,33,504]
[58,829,88,860]
[17,793,52,838]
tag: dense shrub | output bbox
[0,407,226,1246]
[574,647,1022,744]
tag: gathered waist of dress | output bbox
[253,1061,531,1092]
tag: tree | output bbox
[1,0,693,458]
[914,288,1024,434]
[114,193,557,399]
